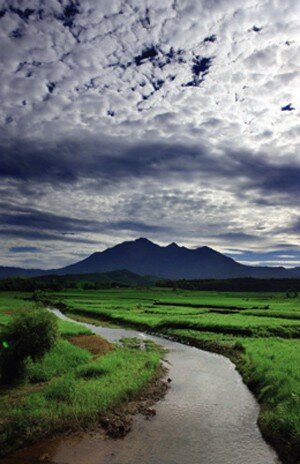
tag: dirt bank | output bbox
[1,364,169,464]
[100,364,169,438]
[67,334,113,355]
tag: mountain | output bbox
[0,266,47,279]
[58,238,300,279]
[57,239,242,278]
[46,269,154,286]
[1,238,300,280]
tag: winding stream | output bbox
[2,309,280,464]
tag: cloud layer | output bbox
[0,0,299,268]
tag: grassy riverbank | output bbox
[40,288,300,464]
[0,293,163,457]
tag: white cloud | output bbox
[0,0,299,267]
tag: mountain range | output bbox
[1,238,299,280]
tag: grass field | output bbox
[41,287,300,464]
[1,289,299,462]
[0,292,162,456]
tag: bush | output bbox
[0,309,58,384]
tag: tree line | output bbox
[155,277,300,293]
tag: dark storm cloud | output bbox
[9,246,41,253]
[0,228,95,243]
[0,139,207,185]
[108,221,171,234]
[0,202,101,243]
[1,139,299,200]
[0,204,100,232]
[0,202,169,243]
[273,243,300,250]
[214,232,260,242]
[227,248,300,267]
[234,154,300,198]
[279,217,300,234]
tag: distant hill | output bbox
[0,238,300,280]
[0,270,155,291]
[0,266,47,279]
[37,269,154,287]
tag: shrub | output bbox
[0,309,58,384]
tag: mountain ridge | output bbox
[0,237,299,280]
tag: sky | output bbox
[0,0,299,270]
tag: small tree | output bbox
[0,309,58,384]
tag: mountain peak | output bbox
[132,237,158,248]
[167,242,179,249]
[200,245,216,252]
[134,237,153,244]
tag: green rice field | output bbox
[41,287,300,463]
[0,288,299,462]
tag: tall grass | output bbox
[25,339,91,382]
[57,319,91,336]
[1,346,161,455]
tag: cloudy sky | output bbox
[0,0,299,269]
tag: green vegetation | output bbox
[0,309,58,384]
[0,292,90,337]
[42,287,300,464]
[57,319,91,336]
[0,292,162,457]
[1,344,161,456]
[1,288,299,462]
[0,270,154,292]
[1,272,300,293]
[25,339,91,383]
[0,292,37,326]
[157,277,300,292]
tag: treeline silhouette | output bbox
[0,276,126,291]
[0,270,151,291]
[1,274,299,293]
[156,277,300,292]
